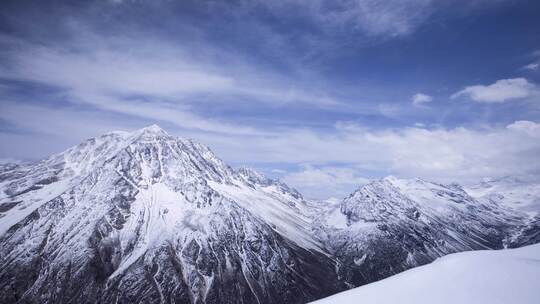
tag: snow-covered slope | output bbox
[0,125,343,304]
[0,130,132,236]
[312,243,540,304]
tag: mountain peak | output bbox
[138,124,167,134]
[380,175,433,188]
[132,124,170,140]
[382,175,399,183]
[237,166,267,180]
[0,125,338,303]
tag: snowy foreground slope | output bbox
[0,125,538,303]
[312,243,540,304]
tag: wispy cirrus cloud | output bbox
[254,0,513,39]
[523,62,540,71]
[254,0,435,38]
[310,0,434,37]
[522,49,540,71]
[0,25,344,136]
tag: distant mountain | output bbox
[466,175,540,214]
[0,126,537,303]
[466,176,540,247]
[313,176,529,286]
[311,243,540,304]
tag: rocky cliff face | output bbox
[0,126,537,303]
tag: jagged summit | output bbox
[88,125,172,149]
[134,124,170,139]
[380,175,441,188]
[236,166,280,186]
[88,125,168,143]
[236,166,267,182]
[140,124,166,133]
[381,175,399,182]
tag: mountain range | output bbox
[0,125,538,303]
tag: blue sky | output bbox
[1,0,540,199]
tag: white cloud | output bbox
[523,62,539,71]
[0,102,135,158]
[67,92,264,136]
[522,49,540,71]
[0,28,342,137]
[209,120,540,188]
[282,165,370,199]
[507,120,540,138]
[5,42,338,108]
[412,93,433,106]
[3,101,539,199]
[451,78,536,103]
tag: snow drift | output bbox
[312,243,540,304]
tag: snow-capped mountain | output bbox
[0,126,537,304]
[314,176,529,287]
[311,243,540,304]
[465,176,540,247]
[466,176,540,214]
[0,126,343,304]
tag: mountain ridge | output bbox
[0,125,538,303]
